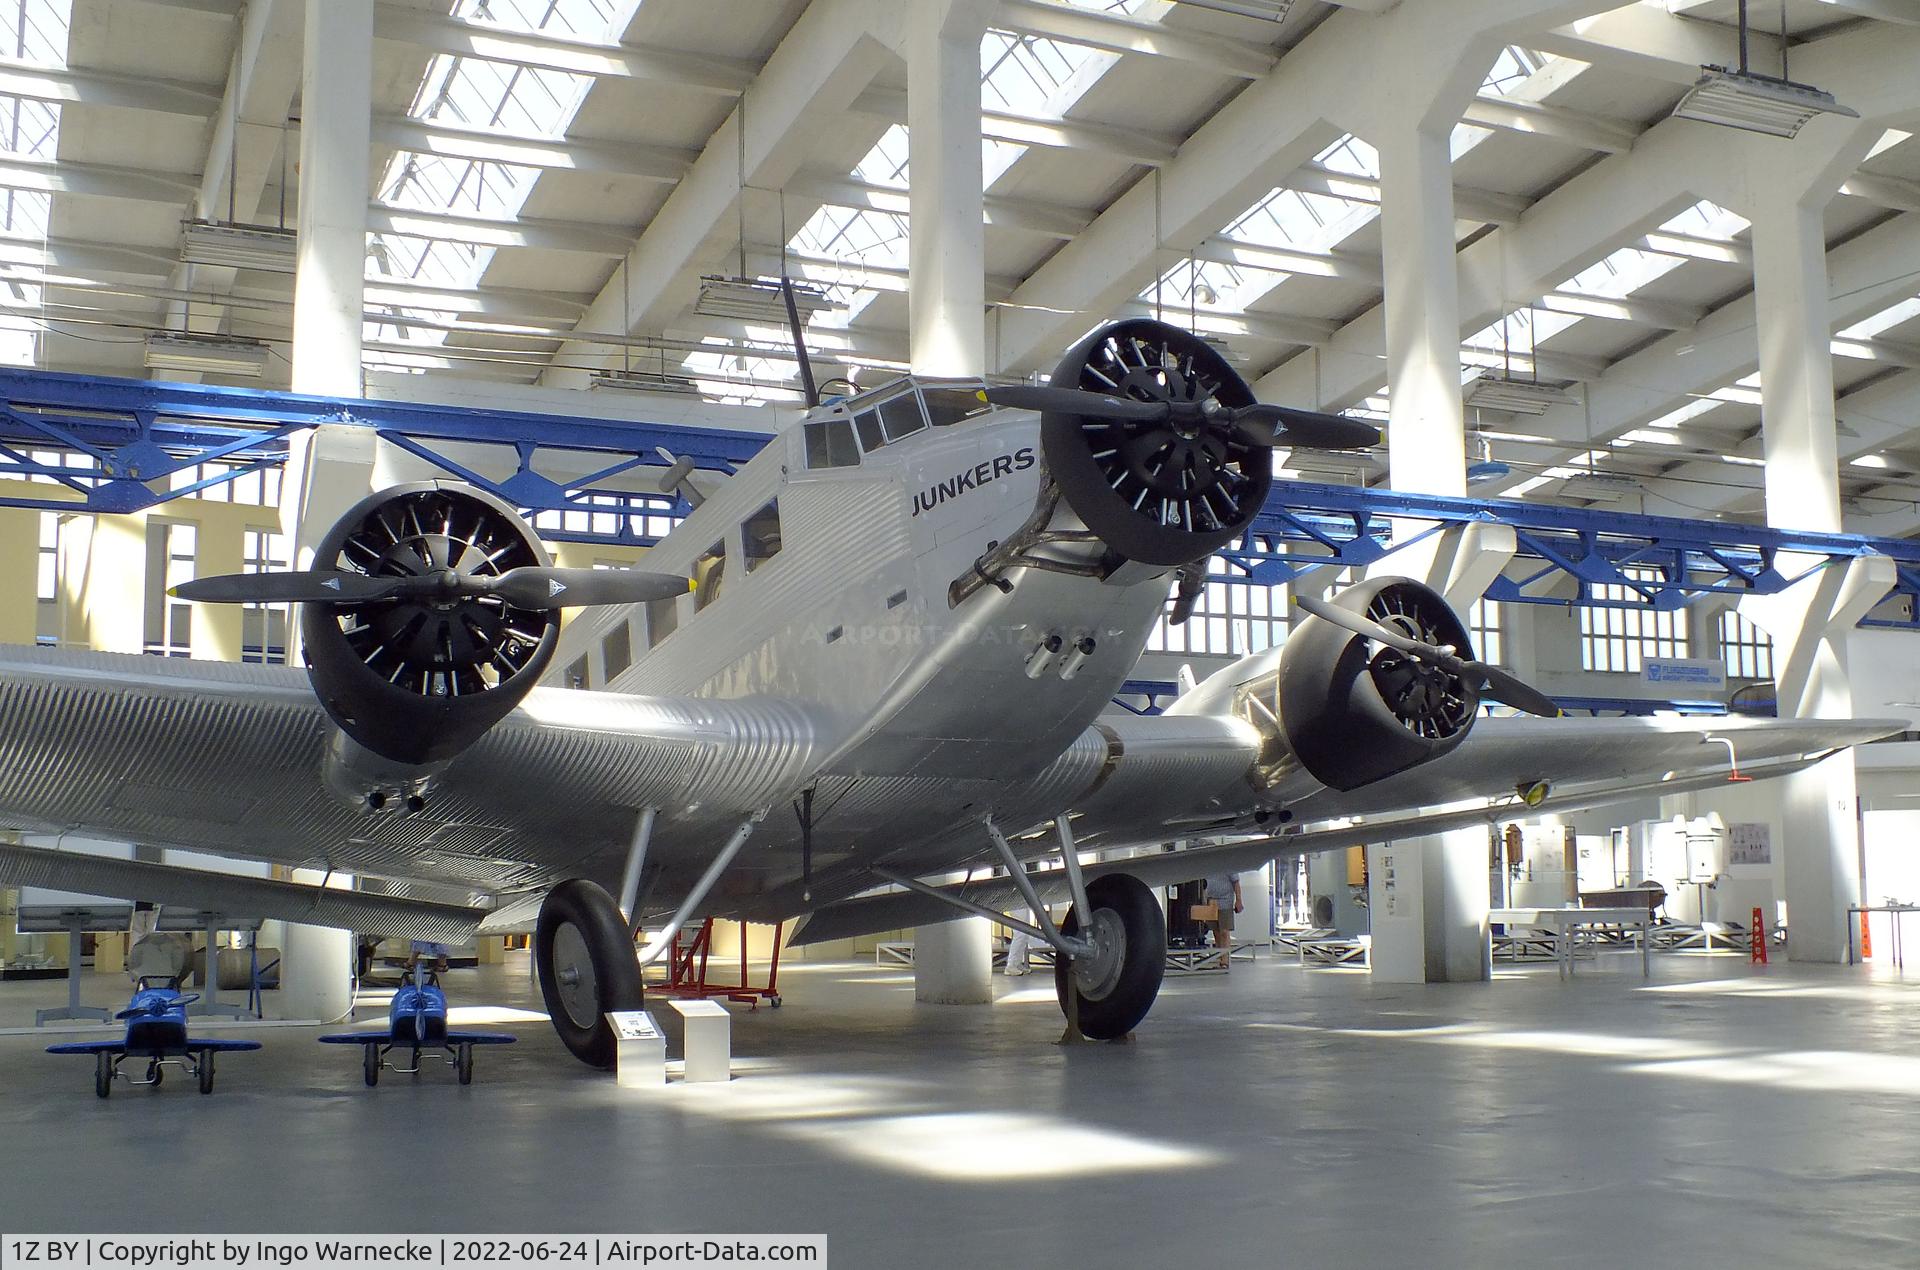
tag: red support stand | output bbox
[659,917,784,1009]
[1749,906,1768,965]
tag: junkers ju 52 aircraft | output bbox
[0,318,1894,1066]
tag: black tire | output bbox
[456,1044,473,1085]
[198,1054,214,1095]
[95,1054,112,1099]
[1054,873,1166,1040]
[535,878,644,1068]
[147,1061,163,1088]
[364,1046,380,1087]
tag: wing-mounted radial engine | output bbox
[1188,576,1561,799]
[174,480,693,810]
[954,319,1379,604]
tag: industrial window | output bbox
[694,539,726,611]
[145,522,196,658]
[1579,569,1690,673]
[645,593,678,647]
[35,510,58,645]
[804,419,860,469]
[1720,611,1775,681]
[241,529,289,664]
[602,622,631,681]
[922,388,993,427]
[1469,598,1503,666]
[563,655,587,690]
[1147,568,1287,657]
[743,501,782,572]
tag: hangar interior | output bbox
[1,0,1919,1261]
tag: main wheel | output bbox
[198,1054,214,1095]
[364,1046,380,1087]
[95,1054,112,1099]
[1054,873,1166,1040]
[536,878,645,1068]
[456,1044,474,1085]
[146,1060,163,1087]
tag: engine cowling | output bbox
[1040,318,1273,568]
[302,482,560,771]
[1246,577,1480,794]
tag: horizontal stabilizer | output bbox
[0,841,485,944]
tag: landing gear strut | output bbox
[535,878,644,1068]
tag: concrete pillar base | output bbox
[913,919,993,1004]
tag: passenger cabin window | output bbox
[804,418,859,469]
[743,501,782,572]
[694,539,726,611]
[602,622,631,680]
[646,594,678,647]
[564,656,587,690]
[923,387,993,427]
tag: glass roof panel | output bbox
[0,0,69,368]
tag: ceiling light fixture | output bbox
[590,369,702,396]
[694,275,837,324]
[1670,0,1856,138]
[1165,0,1295,19]
[143,333,270,378]
[179,220,298,273]
[1463,373,1576,415]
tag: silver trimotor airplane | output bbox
[0,318,1894,1065]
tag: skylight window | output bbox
[0,0,69,367]
[365,0,633,368]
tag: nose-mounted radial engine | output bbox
[174,481,695,810]
[952,318,1380,604]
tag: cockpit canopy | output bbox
[801,377,999,470]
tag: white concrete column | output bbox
[1376,121,1467,497]
[290,0,372,397]
[278,867,354,1021]
[905,0,991,377]
[913,917,993,1004]
[1368,827,1491,983]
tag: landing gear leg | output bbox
[536,878,644,1069]
[1053,874,1165,1041]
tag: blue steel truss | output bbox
[0,367,1916,623]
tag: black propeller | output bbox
[172,565,694,612]
[1294,591,1561,718]
[979,384,1381,451]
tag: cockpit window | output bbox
[853,410,884,453]
[880,394,927,442]
[804,418,860,468]
[922,387,993,427]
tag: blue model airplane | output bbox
[318,966,514,1086]
[47,975,263,1097]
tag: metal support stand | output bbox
[34,917,110,1026]
[195,924,253,1020]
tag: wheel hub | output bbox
[549,921,599,1029]
[1071,908,1128,1001]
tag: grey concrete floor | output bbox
[2,948,1918,1268]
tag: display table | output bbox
[1490,907,1653,979]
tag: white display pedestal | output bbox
[610,1010,665,1088]
[669,999,732,1083]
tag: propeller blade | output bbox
[1295,593,1560,717]
[1474,664,1561,718]
[1231,404,1381,450]
[1293,592,1431,658]
[979,384,1167,421]
[169,571,405,605]
[483,567,694,611]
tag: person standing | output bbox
[1205,873,1242,970]
[1005,907,1048,977]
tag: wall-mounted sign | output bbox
[1730,822,1772,866]
[1642,656,1727,691]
